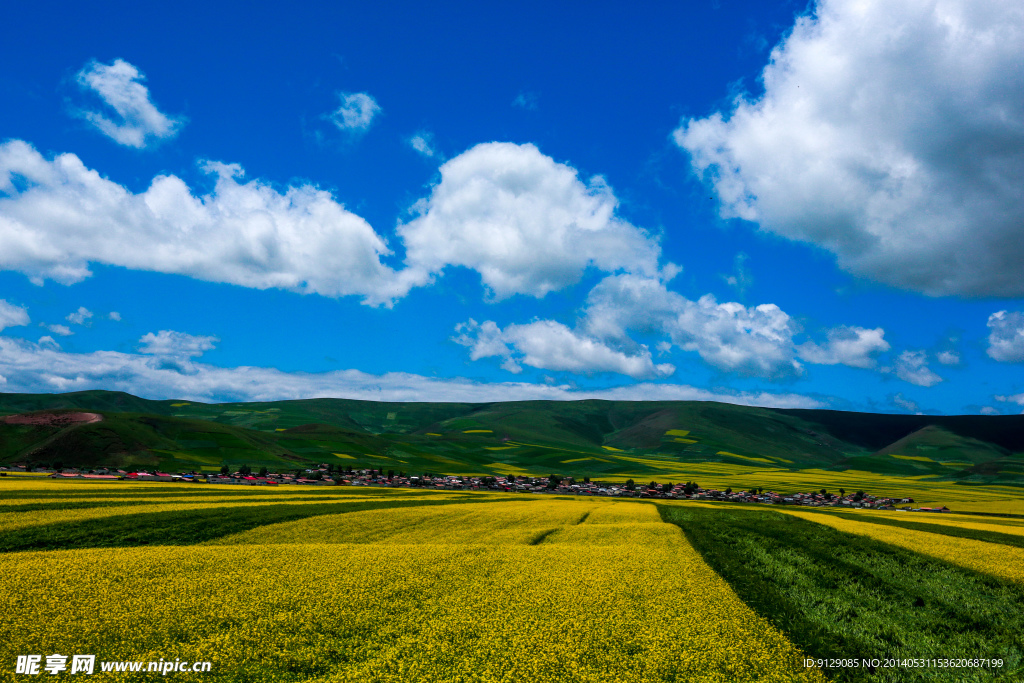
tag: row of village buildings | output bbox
[4,464,951,512]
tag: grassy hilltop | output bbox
[1,390,1023,487]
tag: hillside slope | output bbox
[0,391,1021,483]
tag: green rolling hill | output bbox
[0,390,1022,484]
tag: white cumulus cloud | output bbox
[891,350,943,387]
[328,92,381,132]
[0,299,29,332]
[399,142,664,300]
[0,333,822,407]
[581,275,803,379]
[995,393,1024,413]
[0,140,411,306]
[138,330,218,358]
[74,59,185,148]
[580,274,895,379]
[986,310,1024,363]
[44,324,73,337]
[675,0,1024,297]
[66,306,93,325]
[454,318,675,379]
[670,295,803,379]
[797,326,890,369]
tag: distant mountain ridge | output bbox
[0,390,1021,484]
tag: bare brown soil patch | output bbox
[2,412,103,426]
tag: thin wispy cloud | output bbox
[328,91,381,132]
[43,323,73,337]
[409,132,438,158]
[512,91,538,110]
[73,59,185,148]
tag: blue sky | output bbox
[0,0,1022,414]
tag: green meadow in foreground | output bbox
[659,504,1024,682]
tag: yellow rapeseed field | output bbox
[778,509,1024,584]
[0,481,824,682]
[837,509,1024,535]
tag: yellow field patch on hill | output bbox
[463,429,492,434]
[485,463,534,477]
[601,445,623,452]
[717,451,774,464]
[665,429,690,437]
[170,402,189,407]
[561,457,608,464]
[485,446,518,451]
[425,432,442,436]
[332,453,356,459]
[890,453,935,462]
[674,437,698,443]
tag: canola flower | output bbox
[0,492,824,682]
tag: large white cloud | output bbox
[676,0,1024,297]
[987,310,1024,362]
[399,142,665,300]
[0,333,822,408]
[0,140,674,307]
[0,140,411,305]
[453,318,675,379]
[74,59,185,148]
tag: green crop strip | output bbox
[0,491,467,513]
[658,505,1024,682]
[0,497,509,553]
